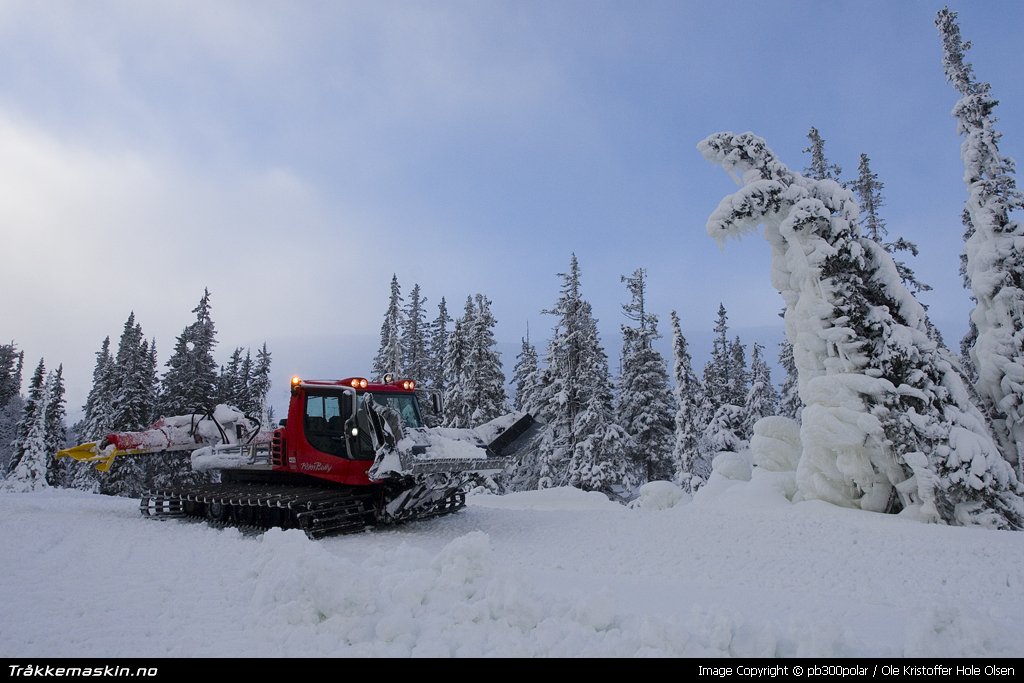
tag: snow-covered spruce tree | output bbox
[697,304,742,466]
[0,343,23,408]
[937,7,1024,481]
[705,304,731,410]
[537,255,629,491]
[80,337,116,440]
[401,284,430,383]
[704,403,747,455]
[669,311,706,487]
[699,131,1024,528]
[158,289,219,416]
[727,336,749,408]
[109,314,152,433]
[218,347,247,407]
[248,343,273,425]
[616,268,673,483]
[512,332,539,413]
[802,126,842,182]
[777,339,802,420]
[441,298,473,428]
[4,373,50,492]
[463,294,508,426]
[7,358,46,477]
[510,365,552,492]
[850,153,932,302]
[155,293,219,493]
[238,350,254,410]
[143,340,159,425]
[44,365,67,487]
[427,297,450,390]
[744,343,779,438]
[104,313,153,497]
[418,297,450,426]
[69,337,116,492]
[0,343,25,474]
[372,275,404,381]
[503,331,542,491]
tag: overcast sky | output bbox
[2,0,1022,419]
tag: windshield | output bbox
[360,392,423,429]
[302,389,423,460]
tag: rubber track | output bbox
[140,483,372,539]
[140,483,467,539]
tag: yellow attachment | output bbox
[56,442,151,473]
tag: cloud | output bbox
[0,110,388,414]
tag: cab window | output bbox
[303,393,349,457]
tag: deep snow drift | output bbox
[2,475,1023,657]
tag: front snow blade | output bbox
[486,413,542,458]
[404,456,507,476]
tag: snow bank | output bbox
[627,481,689,510]
[750,416,801,472]
[469,485,621,511]
[3,488,1024,657]
[712,450,752,481]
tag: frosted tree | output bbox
[802,126,842,182]
[701,303,732,420]
[512,332,539,413]
[511,365,552,491]
[427,297,451,392]
[778,339,802,420]
[502,331,543,491]
[44,365,67,487]
[372,275,404,381]
[744,343,779,437]
[418,297,451,426]
[0,343,23,408]
[0,343,24,473]
[4,375,49,492]
[105,313,153,497]
[401,284,430,382]
[728,336,749,407]
[248,343,273,425]
[238,350,254,410]
[159,289,219,416]
[464,294,507,425]
[850,153,931,297]
[7,359,46,477]
[670,311,705,486]
[80,337,116,440]
[109,313,152,432]
[616,268,674,483]
[441,294,506,427]
[69,338,116,492]
[537,255,628,491]
[143,340,159,425]
[218,347,248,407]
[699,130,1023,528]
[937,7,1024,481]
[704,403,747,455]
[441,299,473,428]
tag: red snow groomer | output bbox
[58,375,540,538]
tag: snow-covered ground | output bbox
[2,475,1023,657]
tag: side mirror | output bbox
[431,391,443,416]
